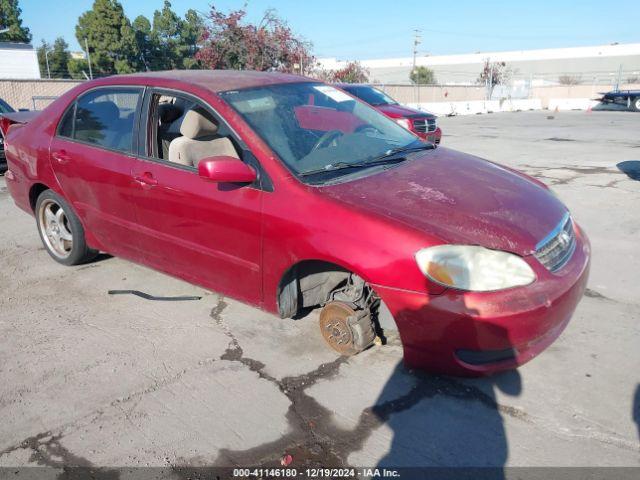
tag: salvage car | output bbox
[0,97,16,173]
[335,83,442,143]
[1,71,590,376]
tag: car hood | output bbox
[317,147,567,256]
[376,103,435,119]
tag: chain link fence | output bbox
[373,67,640,107]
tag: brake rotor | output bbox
[319,301,360,356]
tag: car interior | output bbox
[152,95,240,168]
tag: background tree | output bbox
[478,59,509,97]
[68,57,91,79]
[308,65,335,82]
[332,61,369,83]
[76,0,139,75]
[132,14,156,71]
[133,3,203,71]
[196,6,313,73]
[151,0,182,69]
[410,66,436,85]
[36,40,51,78]
[179,9,204,69]
[558,75,582,85]
[0,0,31,43]
[47,37,71,78]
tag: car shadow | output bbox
[633,384,640,443]
[372,365,521,478]
[592,103,632,112]
[371,301,522,478]
[617,161,640,181]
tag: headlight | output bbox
[415,245,536,292]
[395,118,411,130]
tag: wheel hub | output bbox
[319,302,360,356]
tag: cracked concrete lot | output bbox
[0,111,639,474]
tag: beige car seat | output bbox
[168,108,239,167]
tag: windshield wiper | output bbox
[299,157,407,178]
[298,143,434,179]
[373,143,435,160]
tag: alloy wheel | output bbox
[38,199,73,259]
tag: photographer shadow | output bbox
[370,301,523,480]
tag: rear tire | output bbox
[35,190,98,266]
[632,97,640,112]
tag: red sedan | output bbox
[1,71,589,376]
[335,84,442,144]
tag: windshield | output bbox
[341,85,398,106]
[219,82,420,182]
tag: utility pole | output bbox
[489,62,494,100]
[84,38,93,80]
[615,64,623,92]
[45,49,51,79]
[412,29,422,103]
[412,29,422,76]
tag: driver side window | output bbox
[148,93,240,168]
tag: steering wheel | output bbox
[312,130,344,151]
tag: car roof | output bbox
[114,70,315,93]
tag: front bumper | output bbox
[375,226,590,376]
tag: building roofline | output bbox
[320,43,640,69]
[0,42,35,50]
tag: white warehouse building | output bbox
[0,42,41,80]
[318,43,640,85]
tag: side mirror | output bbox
[198,156,257,184]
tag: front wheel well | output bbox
[277,260,351,319]
[29,183,50,211]
[276,259,399,333]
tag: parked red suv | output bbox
[1,71,589,376]
[336,84,442,144]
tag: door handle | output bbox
[134,172,158,187]
[52,150,71,165]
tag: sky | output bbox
[21,0,640,60]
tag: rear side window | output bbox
[59,88,142,153]
[58,105,75,137]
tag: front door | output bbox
[50,87,145,258]
[129,90,263,304]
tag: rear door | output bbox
[50,86,145,257]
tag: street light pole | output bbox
[45,49,51,79]
[84,38,93,80]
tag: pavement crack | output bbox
[520,164,623,187]
[199,294,530,471]
[173,360,529,473]
[0,431,121,478]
